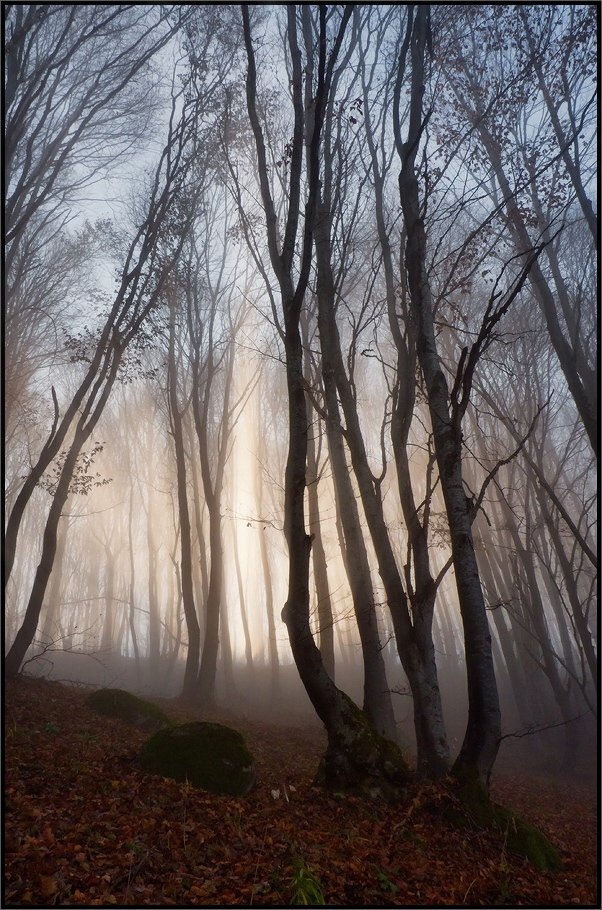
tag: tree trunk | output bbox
[6,430,85,676]
[474,120,597,454]
[40,511,69,646]
[5,334,123,679]
[197,503,222,706]
[231,521,255,673]
[306,398,335,680]
[257,463,281,701]
[100,541,115,654]
[241,5,408,794]
[396,6,500,785]
[167,303,200,699]
[281,313,408,793]
[320,369,398,742]
[146,484,161,682]
[127,485,140,682]
[219,569,236,700]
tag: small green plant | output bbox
[377,870,398,895]
[289,859,325,906]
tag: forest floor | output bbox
[4,676,598,907]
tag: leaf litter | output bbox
[4,677,597,906]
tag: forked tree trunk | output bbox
[313,197,448,772]
[242,5,408,794]
[319,363,398,742]
[396,5,500,785]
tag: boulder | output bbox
[140,721,256,795]
[86,688,169,730]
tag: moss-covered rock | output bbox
[139,721,256,795]
[315,693,409,801]
[86,688,169,730]
[449,769,562,872]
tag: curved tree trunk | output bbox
[242,5,408,793]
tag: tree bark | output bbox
[40,510,69,646]
[396,6,501,785]
[167,300,200,699]
[256,443,281,700]
[231,521,255,673]
[146,483,161,682]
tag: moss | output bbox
[493,805,563,872]
[139,721,255,796]
[449,768,562,872]
[316,694,409,800]
[86,688,169,730]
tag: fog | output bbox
[5,4,597,787]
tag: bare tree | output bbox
[242,4,409,792]
[5,84,206,677]
[395,6,502,785]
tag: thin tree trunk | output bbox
[533,484,597,689]
[231,521,255,673]
[306,399,335,680]
[100,542,115,654]
[518,6,597,245]
[196,502,222,706]
[127,485,141,683]
[5,340,123,677]
[219,564,236,700]
[167,299,200,698]
[146,484,161,682]
[474,120,597,454]
[321,373,398,742]
[40,511,69,645]
[257,461,281,701]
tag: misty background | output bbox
[5,5,597,783]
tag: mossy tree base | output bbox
[140,721,256,796]
[86,688,169,730]
[447,767,563,872]
[315,694,410,801]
